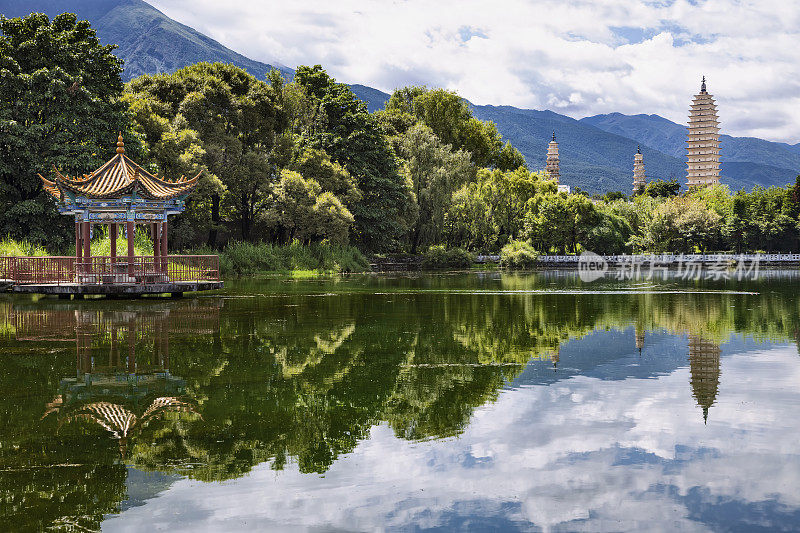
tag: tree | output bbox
[126,62,282,246]
[0,13,138,248]
[264,170,354,244]
[290,147,360,209]
[294,65,414,251]
[524,193,600,254]
[480,167,554,244]
[443,182,497,252]
[642,197,720,253]
[644,179,681,198]
[495,142,526,172]
[399,123,474,252]
[385,86,519,169]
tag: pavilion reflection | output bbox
[7,300,221,456]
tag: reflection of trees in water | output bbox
[0,279,799,525]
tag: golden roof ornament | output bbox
[116,132,125,154]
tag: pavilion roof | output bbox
[40,135,201,202]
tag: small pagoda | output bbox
[633,145,646,193]
[686,76,722,187]
[0,134,221,296]
[545,132,561,184]
[546,132,570,193]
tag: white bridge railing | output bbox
[474,254,800,264]
[535,253,800,263]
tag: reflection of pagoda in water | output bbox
[7,301,220,456]
[688,335,722,423]
[635,326,645,354]
[550,345,560,370]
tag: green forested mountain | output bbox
[0,0,292,80]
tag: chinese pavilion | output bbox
[0,134,222,296]
[633,145,646,193]
[686,76,721,187]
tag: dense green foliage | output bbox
[0,12,139,248]
[421,245,474,269]
[0,237,47,257]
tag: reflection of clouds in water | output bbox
[104,347,800,532]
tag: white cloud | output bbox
[144,0,800,143]
[103,346,800,531]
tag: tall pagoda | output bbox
[545,132,560,184]
[686,76,721,187]
[633,145,646,193]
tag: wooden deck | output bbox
[11,280,223,297]
[1,255,222,298]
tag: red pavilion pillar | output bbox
[110,223,117,265]
[82,221,91,275]
[126,220,135,276]
[152,223,160,273]
[160,220,168,273]
[75,220,82,272]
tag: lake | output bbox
[1,271,799,531]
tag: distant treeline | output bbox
[1,13,799,256]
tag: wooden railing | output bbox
[0,255,219,285]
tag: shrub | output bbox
[421,245,474,269]
[0,237,48,256]
[500,240,539,270]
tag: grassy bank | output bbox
[191,241,370,277]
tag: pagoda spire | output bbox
[633,145,646,193]
[686,77,721,187]
[546,132,560,184]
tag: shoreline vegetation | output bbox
[3,236,797,280]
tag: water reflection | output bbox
[0,273,799,530]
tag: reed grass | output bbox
[190,240,370,276]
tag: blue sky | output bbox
[149,0,800,143]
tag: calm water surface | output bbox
[1,272,800,531]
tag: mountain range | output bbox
[3,0,798,193]
[0,0,292,80]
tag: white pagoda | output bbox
[686,76,721,187]
[546,132,560,184]
[633,145,646,193]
